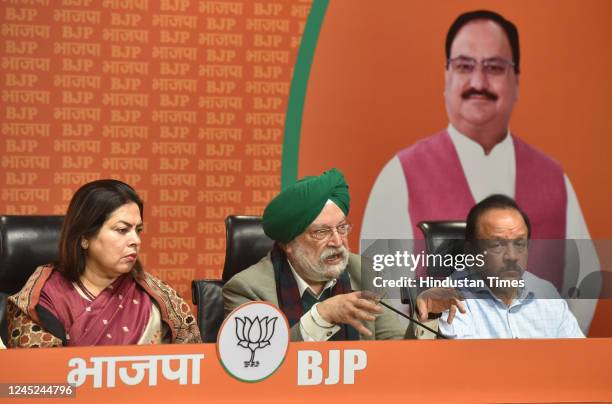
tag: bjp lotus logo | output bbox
[218,302,289,382]
[235,316,277,367]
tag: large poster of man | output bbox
[295,1,611,335]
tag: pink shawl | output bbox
[38,270,152,346]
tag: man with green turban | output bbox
[261,168,351,245]
[223,168,463,341]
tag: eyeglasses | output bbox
[447,56,515,77]
[309,223,353,241]
[481,239,528,255]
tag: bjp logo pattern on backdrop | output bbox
[0,0,313,302]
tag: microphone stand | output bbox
[378,300,449,339]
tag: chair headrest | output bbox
[417,220,466,277]
[222,216,274,282]
[417,221,466,253]
[0,215,64,295]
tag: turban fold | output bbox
[262,168,350,243]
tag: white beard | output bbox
[290,242,350,283]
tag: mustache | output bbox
[461,88,498,101]
[320,245,348,261]
[500,263,524,273]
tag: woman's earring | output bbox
[81,240,88,249]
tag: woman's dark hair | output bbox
[58,179,144,281]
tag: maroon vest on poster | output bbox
[398,130,567,287]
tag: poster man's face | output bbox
[444,19,519,137]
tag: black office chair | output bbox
[191,279,224,343]
[220,216,274,283]
[0,215,64,344]
[418,221,466,277]
[192,215,274,342]
[418,221,466,254]
[399,220,466,306]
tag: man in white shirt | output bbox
[362,10,597,332]
[439,194,584,339]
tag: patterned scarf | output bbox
[271,244,359,341]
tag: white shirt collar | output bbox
[287,260,337,299]
[447,123,516,200]
[447,123,513,155]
